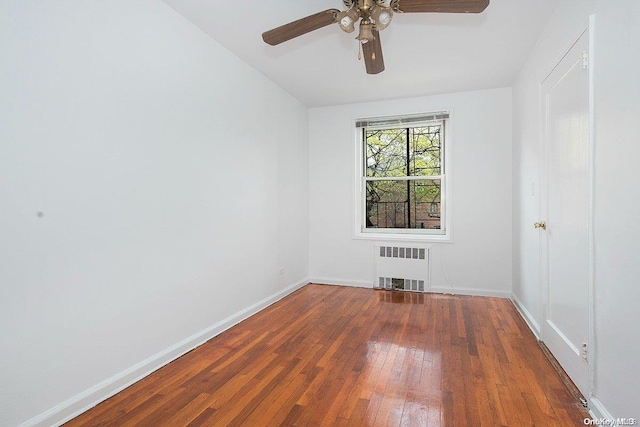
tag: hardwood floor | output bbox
[65,284,589,426]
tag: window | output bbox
[355,112,450,240]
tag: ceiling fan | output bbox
[262,0,489,75]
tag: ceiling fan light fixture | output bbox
[356,20,375,44]
[371,6,393,31]
[261,0,491,75]
[337,7,360,33]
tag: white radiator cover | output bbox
[374,243,430,292]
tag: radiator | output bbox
[374,244,430,292]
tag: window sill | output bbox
[353,231,452,243]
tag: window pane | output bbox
[365,128,407,177]
[366,179,441,230]
[365,125,442,178]
[410,126,441,176]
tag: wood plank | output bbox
[64,284,590,427]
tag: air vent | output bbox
[375,244,430,293]
[379,246,425,260]
[378,277,425,292]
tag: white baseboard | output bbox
[588,396,614,420]
[429,286,511,299]
[20,278,309,427]
[510,293,541,338]
[310,277,511,299]
[309,277,372,288]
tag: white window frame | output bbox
[353,113,452,242]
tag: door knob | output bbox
[534,221,547,230]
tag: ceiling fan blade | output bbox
[262,9,340,46]
[362,30,385,75]
[397,0,489,13]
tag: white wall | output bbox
[309,88,513,296]
[0,1,309,426]
[512,0,640,418]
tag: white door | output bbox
[540,29,591,397]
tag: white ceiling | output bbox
[160,0,559,107]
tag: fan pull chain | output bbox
[358,42,362,60]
